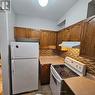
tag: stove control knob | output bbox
[79,66,81,70]
[76,65,78,68]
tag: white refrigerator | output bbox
[10,42,39,94]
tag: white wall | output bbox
[8,9,15,42]
[0,8,15,95]
[0,12,10,95]
[58,0,91,28]
[15,15,59,31]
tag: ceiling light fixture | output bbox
[38,0,48,7]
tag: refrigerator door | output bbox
[11,59,38,94]
[11,42,39,59]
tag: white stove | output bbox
[50,57,86,95]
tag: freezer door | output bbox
[11,42,39,59]
[11,59,38,94]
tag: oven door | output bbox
[50,66,62,95]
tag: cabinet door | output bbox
[62,28,70,41]
[14,27,27,39]
[57,31,63,44]
[11,59,38,94]
[57,32,62,50]
[80,18,95,57]
[69,23,82,41]
[48,32,57,46]
[40,31,49,49]
[31,30,40,40]
[57,29,70,42]
[40,31,56,49]
[25,28,32,38]
[40,64,51,85]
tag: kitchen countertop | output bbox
[64,77,95,95]
[40,56,64,65]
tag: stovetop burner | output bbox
[53,65,79,79]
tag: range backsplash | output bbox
[58,48,95,76]
[40,48,95,76]
[40,49,57,56]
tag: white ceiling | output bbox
[12,0,78,22]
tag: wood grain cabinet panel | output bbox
[40,31,49,49]
[57,22,82,43]
[31,31,40,40]
[57,28,70,50]
[15,27,40,40]
[56,21,83,51]
[40,64,51,85]
[14,27,57,49]
[14,27,27,39]
[62,28,70,41]
[57,31,63,50]
[25,28,32,38]
[69,23,82,41]
[80,17,95,58]
[40,31,57,49]
[57,29,70,44]
[48,32,57,46]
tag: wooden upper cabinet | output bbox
[57,31,63,44]
[62,28,70,41]
[40,31,49,48]
[14,27,57,49]
[57,28,70,43]
[80,17,95,58]
[28,29,40,40]
[14,27,27,39]
[40,31,57,49]
[57,29,70,51]
[48,32,57,46]
[57,21,83,43]
[56,21,83,51]
[14,27,40,40]
[31,30,40,40]
[25,28,32,38]
[69,23,82,41]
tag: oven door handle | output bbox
[51,70,61,83]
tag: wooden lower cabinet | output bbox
[39,64,51,85]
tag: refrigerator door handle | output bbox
[12,60,15,75]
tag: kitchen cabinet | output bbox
[14,27,27,39]
[57,28,70,43]
[57,28,70,50]
[40,64,51,85]
[48,31,57,46]
[80,16,95,58]
[57,21,83,42]
[14,27,57,49]
[30,30,40,40]
[40,31,57,49]
[14,27,40,40]
[57,21,83,51]
[40,31,49,49]
[69,23,82,41]
[62,28,70,41]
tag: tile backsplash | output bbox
[58,48,95,76]
[58,48,80,58]
[40,49,57,56]
[40,48,95,76]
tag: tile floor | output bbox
[21,84,52,95]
